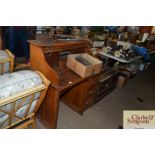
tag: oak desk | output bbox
[28,39,100,128]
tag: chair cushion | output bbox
[0,70,43,128]
[0,70,42,99]
[0,50,10,74]
[0,50,9,60]
[0,92,41,128]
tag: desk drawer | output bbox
[95,85,115,102]
[84,95,94,110]
[94,71,119,103]
[98,78,112,91]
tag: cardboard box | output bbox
[67,53,103,78]
[116,75,129,88]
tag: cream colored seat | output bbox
[0,49,14,75]
[0,70,50,129]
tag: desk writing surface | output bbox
[28,39,89,48]
[53,59,95,92]
[54,66,84,92]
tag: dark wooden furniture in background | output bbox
[28,39,100,128]
[94,69,119,103]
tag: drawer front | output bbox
[98,78,112,92]
[87,75,99,91]
[84,88,96,109]
[87,83,98,93]
[90,75,100,84]
[84,77,99,109]
[94,71,119,103]
[111,74,119,84]
[95,85,115,103]
[84,84,97,109]
[84,95,94,110]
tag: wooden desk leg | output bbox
[37,86,60,129]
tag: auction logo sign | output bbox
[123,111,155,129]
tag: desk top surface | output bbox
[52,59,99,92]
[28,39,89,47]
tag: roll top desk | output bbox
[28,39,100,128]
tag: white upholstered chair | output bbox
[0,49,14,75]
[0,70,50,129]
